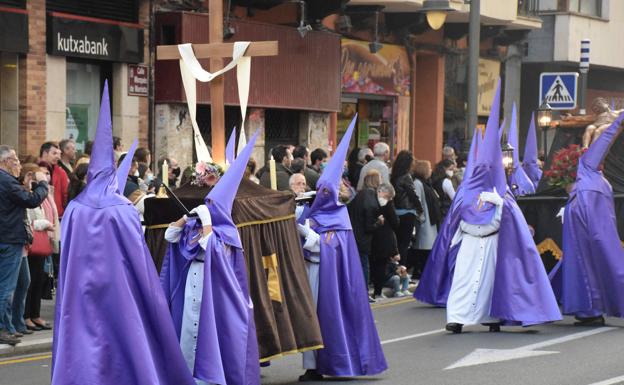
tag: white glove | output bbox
[479,187,504,206]
[556,207,565,224]
[190,204,212,226]
[296,219,311,238]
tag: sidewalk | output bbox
[0,298,55,358]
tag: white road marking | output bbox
[381,328,446,345]
[588,375,624,385]
[445,327,616,370]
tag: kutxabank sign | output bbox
[48,16,143,63]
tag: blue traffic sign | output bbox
[539,72,579,110]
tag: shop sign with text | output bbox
[477,58,501,116]
[341,39,410,96]
[128,64,148,96]
[47,15,143,63]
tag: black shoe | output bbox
[482,322,501,332]
[299,369,324,382]
[32,320,51,330]
[0,330,21,346]
[445,323,463,334]
[26,324,42,331]
[574,315,605,326]
[17,329,33,335]
[12,331,23,338]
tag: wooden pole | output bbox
[209,0,225,165]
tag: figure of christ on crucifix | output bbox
[156,0,278,165]
[553,97,624,148]
[582,98,624,148]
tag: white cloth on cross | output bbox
[177,41,252,163]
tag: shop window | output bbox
[66,61,112,154]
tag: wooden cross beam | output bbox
[156,0,278,165]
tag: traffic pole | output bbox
[578,39,590,115]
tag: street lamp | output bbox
[502,141,515,174]
[421,0,455,30]
[537,100,553,158]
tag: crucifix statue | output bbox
[156,0,278,165]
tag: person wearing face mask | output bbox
[137,163,156,194]
[431,159,457,219]
[370,183,400,299]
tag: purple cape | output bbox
[52,81,195,385]
[160,130,261,384]
[549,113,624,317]
[308,114,387,376]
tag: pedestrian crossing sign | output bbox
[539,72,579,110]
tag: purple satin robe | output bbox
[52,81,195,385]
[307,114,387,376]
[549,113,624,318]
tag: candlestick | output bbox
[269,155,277,190]
[162,160,169,187]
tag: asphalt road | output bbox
[2,298,624,385]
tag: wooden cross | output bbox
[156,0,278,164]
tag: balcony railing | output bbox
[518,0,540,17]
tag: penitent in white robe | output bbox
[164,225,213,385]
[295,205,322,370]
[446,201,503,325]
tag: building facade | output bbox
[522,0,623,152]
[0,0,149,159]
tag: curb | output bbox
[0,332,53,359]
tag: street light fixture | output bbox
[537,100,553,158]
[502,141,515,173]
[421,0,455,30]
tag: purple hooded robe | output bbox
[305,115,387,376]
[160,130,261,385]
[52,82,195,385]
[508,103,536,197]
[415,80,561,325]
[522,113,542,188]
[549,113,624,318]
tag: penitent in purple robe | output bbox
[160,130,261,385]
[416,80,561,325]
[52,81,195,385]
[508,103,536,197]
[306,115,387,376]
[549,113,624,318]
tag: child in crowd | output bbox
[385,254,410,297]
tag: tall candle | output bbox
[162,160,169,187]
[269,155,277,190]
